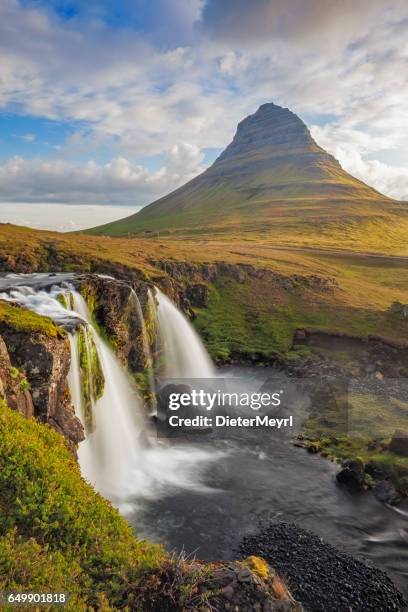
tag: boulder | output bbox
[294,329,307,341]
[388,429,408,457]
[336,458,365,487]
[373,480,399,504]
[198,559,302,611]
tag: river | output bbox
[129,365,408,598]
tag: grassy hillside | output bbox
[1,223,408,361]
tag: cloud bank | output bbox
[0,144,205,204]
[0,0,407,206]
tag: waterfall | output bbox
[0,275,222,509]
[69,292,146,500]
[154,288,215,378]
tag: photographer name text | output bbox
[168,415,293,428]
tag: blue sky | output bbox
[0,0,407,230]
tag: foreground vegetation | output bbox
[0,399,168,609]
[0,399,298,610]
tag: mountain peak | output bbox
[215,102,322,167]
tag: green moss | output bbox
[286,345,313,361]
[56,293,68,309]
[132,371,156,411]
[78,286,118,351]
[145,293,158,348]
[77,327,104,432]
[0,401,166,609]
[79,286,97,316]
[193,279,296,362]
[0,301,63,338]
[19,378,31,393]
[8,366,19,380]
[68,292,75,310]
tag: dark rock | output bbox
[149,259,337,315]
[389,429,408,457]
[294,329,307,341]
[198,559,302,612]
[186,283,209,308]
[0,325,84,449]
[336,458,365,487]
[373,480,399,504]
[389,301,408,320]
[0,335,34,418]
[75,274,151,374]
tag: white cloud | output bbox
[0,143,205,205]
[20,133,36,142]
[311,124,408,200]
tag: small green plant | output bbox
[363,473,375,489]
[8,366,19,380]
[19,378,31,393]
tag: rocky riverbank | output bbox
[240,522,407,612]
[284,330,408,503]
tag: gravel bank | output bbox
[239,522,407,612]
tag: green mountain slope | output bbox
[86,103,407,246]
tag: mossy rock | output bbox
[0,301,63,338]
[76,327,105,432]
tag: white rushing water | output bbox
[1,275,222,508]
[0,283,76,326]
[70,291,146,499]
[155,288,215,378]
